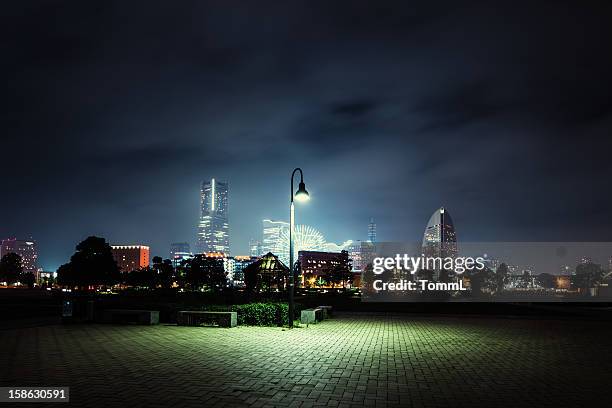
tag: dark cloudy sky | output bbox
[2,0,612,270]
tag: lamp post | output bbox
[289,168,309,328]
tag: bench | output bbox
[103,309,159,325]
[318,305,333,318]
[300,308,323,325]
[177,311,237,328]
[301,305,333,325]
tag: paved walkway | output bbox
[1,314,611,407]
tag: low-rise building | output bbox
[111,245,150,272]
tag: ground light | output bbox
[289,168,309,328]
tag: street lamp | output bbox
[289,168,309,328]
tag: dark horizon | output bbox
[3,1,612,270]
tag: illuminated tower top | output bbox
[200,178,228,218]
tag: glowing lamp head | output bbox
[294,181,310,202]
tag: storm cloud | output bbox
[2,0,612,269]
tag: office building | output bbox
[231,255,256,286]
[197,178,230,255]
[170,242,192,266]
[298,250,351,287]
[111,245,150,272]
[422,207,458,279]
[1,238,38,275]
[348,240,375,272]
[261,219,289,256]
[422,207,458,258]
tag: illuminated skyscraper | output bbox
[170,242,192,267]
[368,217,376,243]
[422,207,458,260]
[197,178,230,255]
[0,238,38,275]
[261,219,289,256]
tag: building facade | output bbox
[298,250,351,287]
[261,219,289,256]
[347,240,376,272]
[368,217,376,243]
[197,178,230,255]
[170,242,192,266]
[111,245,150,272]
[422,207,457,256]
[0,238,38,275]
[422,207,458,278]
[230,255,257,287]
[249,239,263,258]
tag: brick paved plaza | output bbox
[1,313,611,407]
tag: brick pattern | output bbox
[1,314,611,407]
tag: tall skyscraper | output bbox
[0,238,38,275]
[261,219,289,256]
[368,217,376,243]
[197,178,230,254]
[422,207,458,260]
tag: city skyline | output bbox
[3,184,612,272]
[3,2,612,270]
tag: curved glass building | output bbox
[422,207,458,261]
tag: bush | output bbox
[197,302,302,326]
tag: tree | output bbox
[438,268,454,283]
[185,255,227,291]
[0,253,23,285]
[56,263,75,287]
[57,236,120,289]
[495,263,510,293]
[361,263,375,293]
[21,272,36,288]
[244,261,259,291]
[328,260,353,289]
[415,268,434,283]
[125,267,156,289]
[469,267,495,296]
[572,262,603,295]
[518,270,533,289]
[153,257,175,289]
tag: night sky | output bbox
[2,1,612,270]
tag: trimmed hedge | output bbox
[197,302,302,326]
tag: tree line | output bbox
[53,236,355,292]
[0,252,36,287]
[56,236,229,291]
